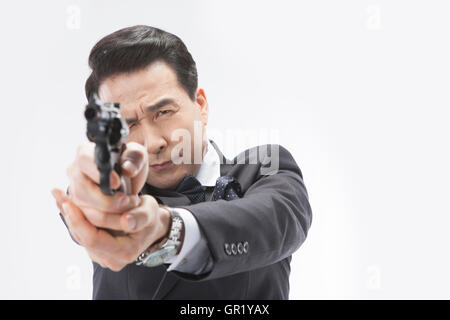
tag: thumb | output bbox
[120,142,149,194]
[120,142,148,177]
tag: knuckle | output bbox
[130,195,142,208]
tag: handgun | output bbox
[84,93,132,196]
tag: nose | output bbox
[142,125,168,155]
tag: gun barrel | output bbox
[84,106,98,120]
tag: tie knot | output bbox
[212,175,242,201]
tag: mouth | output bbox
[150,160,173,171]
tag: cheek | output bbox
[165,115,193,141]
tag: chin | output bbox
[146,172,183,190]
[147,178,174,190]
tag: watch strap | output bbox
[135,207,183,267]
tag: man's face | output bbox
[98,60,209,190]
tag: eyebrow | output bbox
[125,98,176,124]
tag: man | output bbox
[51,25,312,299]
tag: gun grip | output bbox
[99,171,114,195]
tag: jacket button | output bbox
[231,243,237,255]
[237,242,244,254]
[224,243,232,256]
[243,241,249,253]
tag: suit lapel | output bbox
[210,139,253,192]
[209,139,234,177]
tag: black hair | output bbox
[85,25,198,101]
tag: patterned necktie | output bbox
[174,174,242,204]
[175,174,206,204]
[212,175,242,201]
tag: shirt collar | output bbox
[195,139,221,187]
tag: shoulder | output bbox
[227,144,302,178]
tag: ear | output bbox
[195,88,209,126]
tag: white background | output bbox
[0,0,449,299]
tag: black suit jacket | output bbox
[69,141,312,299]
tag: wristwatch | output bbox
[135,206,184,267]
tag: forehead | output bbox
[98,61,183,111]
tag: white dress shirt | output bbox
[164,139,220,273]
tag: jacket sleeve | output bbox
[174,144,313,281]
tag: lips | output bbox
[150,160,173,170]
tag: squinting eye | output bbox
[159,110,171,116]
[156,110,172,118]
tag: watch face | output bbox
[142,245,177,267]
